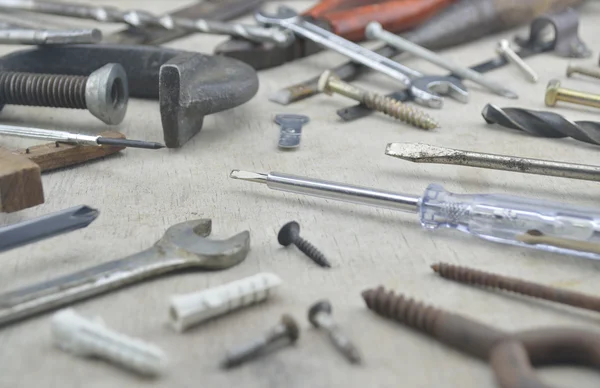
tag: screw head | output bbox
[277,221,300,246]
[317,70,334,95]
[364,21,383,40]
[308,299,332,327]
[280,314,300,342]
[85,63,129,125]
[496,39,510,55]
[545,79,561,107]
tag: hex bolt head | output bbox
[308,299,332,327]
[317,70,335,95]
[545,79,561,107]
[85,63,129,125]
[277,221,300,246]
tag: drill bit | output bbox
[0,0,293,46]
[0,124,164,150]
[482,104,600,147]
[385,142,600,182]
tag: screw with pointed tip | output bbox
[278,221,332,268]
[308,300,362,364]
[220,314,300,368]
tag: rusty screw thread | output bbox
[361,286,442,335]
[432,262,600,313]
[0,72,88,109]
[361,91,439,130]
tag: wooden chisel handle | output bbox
[325,0,456,41]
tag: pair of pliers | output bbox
[214,0,456,70]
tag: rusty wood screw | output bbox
[361,286,600,388]
[431,262,600,313]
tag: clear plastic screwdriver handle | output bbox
[420,184,600,259]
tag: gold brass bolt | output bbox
[566,64,600,80]
[545,79,600,110]
[317,70,439,130]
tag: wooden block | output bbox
[0,146,44,213]
[17,131,126,172]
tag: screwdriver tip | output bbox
[385,143,453,162]
[229,170,268,183]
[97,137,165,150]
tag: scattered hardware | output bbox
[0,45,259,148]
[432,262,600,313]
[0,125,164,150]
[52,309,167,377]
[0,0,292,46]
[0,205,98,254]
[169,272,282,332]
[385,142,600,182]
[221,314,299,368]
[362,286,600,388]
[482,104,600,147]
[545,79,600,110]
[566,63,600,80]
[0,146,43,212]
[275,114,308,149]
[308,300,362,364]
[0,28,101,45]
[317,71,439,130]
[0,64,129,125]
[231,170,600,260]
[0,219,250,327]
[256,6,414,88]
[496,39,538,83]
[278,221,331,268]
[339,6,589,121]
[365,21,518,99]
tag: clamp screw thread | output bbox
[0,72,87,108]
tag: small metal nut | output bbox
[544,79,561,107]
[85,63,129,125]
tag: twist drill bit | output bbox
[481,104,600,146]
[318,71,439,130]
[0,0,292,46]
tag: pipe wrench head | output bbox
[255,5,299,27]
[411,76,469,108]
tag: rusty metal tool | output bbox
[230,170,600,261]
[0,205,98,254]
[0,27,101,45]
[0,219,250,327]
[215,0,455,70]
[0,0,292,46]
[106,0,265,45]
[432,262,600,314]
[385,142,600,182]
[340,7,589,121]
[271,0,585,106]
[363,286,600,388]
[0,45,259,148]
[482,104,600,147]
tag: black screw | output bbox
[278,221,331,268]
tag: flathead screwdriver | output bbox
[230,170,600,261]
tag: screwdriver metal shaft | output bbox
[385,142,600,182]
[0,124,164,150]
[0,27,101,45]
[0,0,292,46]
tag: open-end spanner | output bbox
[0,219,250,327]
[258,6,467,109]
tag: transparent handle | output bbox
[419,184,600,260]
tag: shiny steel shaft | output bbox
[0,0,292,46]
[229,170,420,213]
[0,27,101,44]
[385,142,600,182]
[365,22,518,99]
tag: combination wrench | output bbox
[257,5,467,109]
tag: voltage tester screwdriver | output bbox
[230,170,600,260]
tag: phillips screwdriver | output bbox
[385,142,600,182]
[0,124,164,150]
[0,205,98,253]
[230,170,600,261]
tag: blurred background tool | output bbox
[0,27,101,45]
[0,205,98,253]
[482,104,600,147]
[0,146,43,213]
[216,0,455,69]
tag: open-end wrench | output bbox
[0,219,250,327]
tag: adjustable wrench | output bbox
[260,6,467,108]
[0,219,250,327]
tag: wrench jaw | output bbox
[255,5,299,26]
[409,86,444,109]
[157,219,251,270]
[411,76,469,107]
